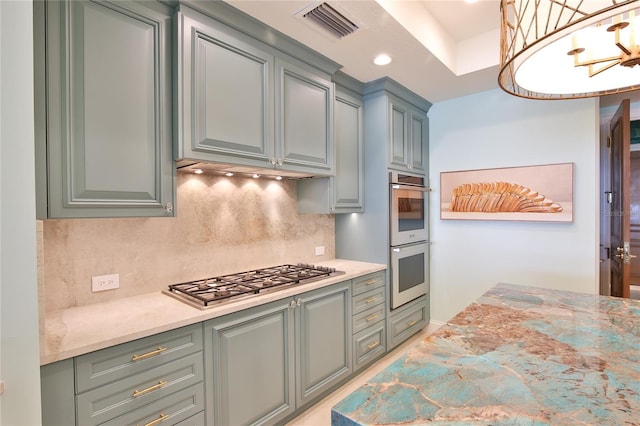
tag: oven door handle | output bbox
[390,183,430,192]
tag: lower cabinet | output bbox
[387,294,429,350]
[350,272,386,372]
[41,323,205,426]
[204,281,352,426]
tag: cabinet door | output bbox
[175,8,274,166]
[388,99,409,170]
[43,0,174,218]
[205,300,295,426]
[295,282,351,407]
[275,58,334,175]
[409,109,427,173]
[333,88,364,211]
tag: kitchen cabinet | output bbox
[297,72,365,214]
[40,323,205,425]
[363,78,430,175]
[34,0,175,218]
[351,271,386,371]
[388,96,428,173]
[387,294,429,350]
[175,5,337,177]
[204,281,351,425]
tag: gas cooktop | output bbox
[166,264,344,308]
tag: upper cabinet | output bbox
[364,78,431,175]
[174,5,338,176]
[34,0,175,218]
[298,73,365,214]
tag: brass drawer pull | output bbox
[140,413,169,426]
[365,297,377,304]
[132,346,167,361]
[367,341,380,350]
[366,314,378,322]
[407,319,418,327]
[133,380,167,398]
[365,279,378,286]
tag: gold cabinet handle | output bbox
[366,314,378,322]
[365,279,378,286]
[133,380,167,398]
[365,297,377,304]
[132,347,167,361]
[407,319,418,327]
[367,341,380,350]
[139,413,169,426]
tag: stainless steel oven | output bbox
[389,172,429,246]
[390,241,429,309]
[389,171,430,309]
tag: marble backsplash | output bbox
[40,172,335,313]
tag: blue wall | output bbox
[429,89,599,322]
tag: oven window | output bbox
[398,194,424,232]
[398,253,425,292]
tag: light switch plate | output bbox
[315,246,325,256]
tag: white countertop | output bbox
[41,259,386,365]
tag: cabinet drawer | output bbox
[352,271,385,296]
[388,298,427,349]
[76,323,203,393]
[353,323,385,372]
[77,352,203,425]
[102,383,205,426]
[174,410,205,426]
[353,304,385,335]
[352,287,385,315]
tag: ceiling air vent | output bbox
[302,3,359,38]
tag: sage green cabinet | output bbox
[35,0,175,218]
[350,272,386,371]
[204,281,351,425]
[387,294,429,350]
[297,75,364,214]
[40,323,205,426]
[362,78,431,176]
[388,96,427,173]
[175,5,335,176]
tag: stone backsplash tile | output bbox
[42,172,335,312]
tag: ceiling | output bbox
[225,0,502,104]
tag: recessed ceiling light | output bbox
[464,0,478,3]
[373,54,392,66]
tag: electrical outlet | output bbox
[92,273,119,292]
[315,246,325,256]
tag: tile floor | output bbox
[285,323,442,426]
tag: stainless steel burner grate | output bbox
[167,264,342,307]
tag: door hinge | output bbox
[605,191,613,204]
[607,135,612,147]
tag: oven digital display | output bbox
[398,253,425,292]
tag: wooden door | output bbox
[610,99,631,298]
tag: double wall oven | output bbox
[389,172,429,309]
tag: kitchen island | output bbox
[332,283,640,425]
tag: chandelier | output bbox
[499,0,640,100]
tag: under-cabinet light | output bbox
[193,168,203,174]
[252,173,260,179]
[224,172,234,177]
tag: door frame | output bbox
[599,99,639,297]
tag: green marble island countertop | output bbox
[332,283,640,425]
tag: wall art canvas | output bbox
[440,163,574,222]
